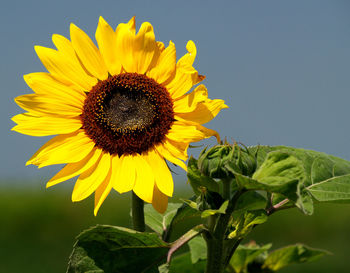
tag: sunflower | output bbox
[12,17,228,215]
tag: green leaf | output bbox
[308,174,350,202]
[252,151,306,186]
[144,203,182,235]
[167,225,204,264]
[262,244,330,271]
[248,145,350,204]
[158,263,169,273]
[169,252,206,273]
[234,191,267,216]
[228,210,268,239]
[187,156,220,195]
[245,148,318,214]
[165,202,202,241]
[188,235,207,263]
[201,200,229,218]
[229,243,272,273]
[227,151,304,198]
[67,225,169,273]
[235,170,313,212]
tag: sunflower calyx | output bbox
[197,143,257,180]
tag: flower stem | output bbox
[132,192,145,232]
[205,189,245,273]
[205,236,224,273]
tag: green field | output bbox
[2,181,350,273]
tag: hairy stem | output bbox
[205,236,224,273]
[267,198,290,215]
[222,178,232,200]
[131,192,145,232]
[205,189,245,273]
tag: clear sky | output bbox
[1,0,350,183]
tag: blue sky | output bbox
[1,0,350,184]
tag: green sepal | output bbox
[187,156,220,195]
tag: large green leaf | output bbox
[248,146,350,203]
[262,244,330,271]
[234,191,267,214]
[165,202,202,241]
[169,252,206,273]
[228,243,272,273]
[308,175,350,202]
[252,151,306,186]
[67,225,169,273]
[188,235,207,264]
[227,151,312,214]
[144,203,182,235]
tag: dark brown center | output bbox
[81,73,174,156]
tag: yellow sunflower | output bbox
[12,16,228,215]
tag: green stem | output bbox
[205,236,224,273]
[205,189,245,273]
[223,238,242,269]
[132,192,145,232]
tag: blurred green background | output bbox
[2,180,350,273]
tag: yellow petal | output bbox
[132,154,155,203]
[163,139,188,161]
[173,84,208,113]
[23,72,86,106]
[152,184,168,213]
[34,45,97,91]
[72,152,111,202]
[52,34,79,63]
[113,154,136,193]
[94,168,113,216]
[46,148,102,188]
[70,23,108,80]
[147,41,176,84]
[177,40,197,68]
[133,22,158,74]
[115,17,137,72]
[156,41,165,52]
[15,94,82,117]
[176,118,221,142]
[95,16,122,76]
[116,18,159,74]
[145,150,173,197]
[155,144,187,171]
[11,113,82,136]
[27,130,95,168]
[176,99,228,124]
[194,123,221,142]
[166,121,206,143]
[166,40,205,99]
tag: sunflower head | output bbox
[12,16,228,215]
